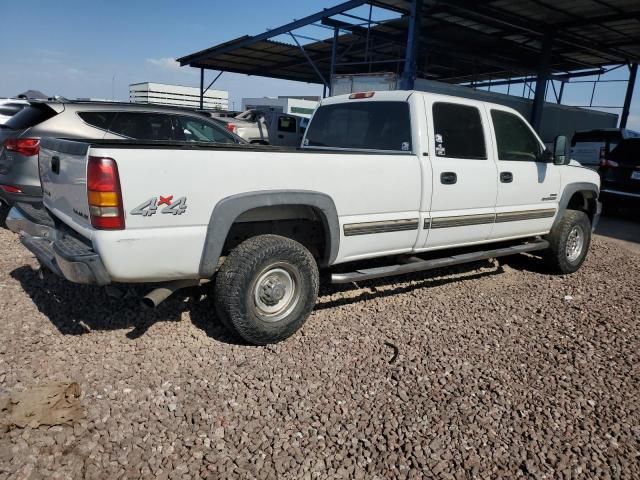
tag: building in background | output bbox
[241,96,319,117]
[129,82,228,111]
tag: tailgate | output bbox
[39,137,93,234]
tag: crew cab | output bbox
[8,90,601,345]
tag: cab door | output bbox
[486,107,560,240]
[420,98,498,249]
[271,114,299,147]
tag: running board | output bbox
[330,239,549,284]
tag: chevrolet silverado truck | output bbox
[7,91,601,345]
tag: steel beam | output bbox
[465,68,606,89]
[199,68,204,110]
[178,0,367,65]
[289,33,330,88]
[531,32,554,132]
[620,63,638,129]
[400,0,423,90]
[203,71,223,96]
[329,27,339,95]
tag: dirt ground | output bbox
[0,223,638,479]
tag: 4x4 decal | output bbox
[131,196,187,216]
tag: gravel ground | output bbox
[0,226,638,480]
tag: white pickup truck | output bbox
[8,90,601,345]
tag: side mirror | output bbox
[553,135,570,165]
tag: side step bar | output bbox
[331,239,549,284]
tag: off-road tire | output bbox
[543,209,591,274]
[214,234,319,345]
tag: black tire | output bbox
[543,209,591,274]
[214,234,319,345]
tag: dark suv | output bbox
[0,101,245,216]
[600,137,640,209]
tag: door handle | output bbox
[500,171,513,183]
[440,172,457,185]
[51,155,60,175]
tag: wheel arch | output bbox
[199,190,340,278]
[554,182,600,229]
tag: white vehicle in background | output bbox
[0,99,29,125]
[9,90,600,345]
[207,109,309,147]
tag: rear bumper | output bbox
[7,207,111,286]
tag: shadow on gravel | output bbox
[316,260,507,310]
[10,265,245,345]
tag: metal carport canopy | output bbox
[178,0,640,84]
[177,0,640,128]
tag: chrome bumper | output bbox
[7,207,111,286]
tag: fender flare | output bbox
[198,190,340,278]
[553,182,600,229]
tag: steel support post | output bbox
[400,0,422,90]
[620,63,638,129]
[329,27,339,96]
[531,32,553,132]
[199,68,204,110]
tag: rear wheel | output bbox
[543,209,591,274]
[214,234,319,345]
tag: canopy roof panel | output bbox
[178,0,640,85]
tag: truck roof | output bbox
[320,90,522,115]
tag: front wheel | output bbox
[214,234,319,345]
[543,210,592,274]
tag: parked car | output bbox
[599,137,640,210]
[571,128,640,170]
[8,90,600,345]
[0,101,245,213]
[0,99,29,125]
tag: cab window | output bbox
[491,110,543,162]
[277,116,297,133]
[432,102,486,160]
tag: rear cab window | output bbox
[4,104,57,130]
[304,101,412,152]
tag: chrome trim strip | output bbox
[601,188,640,199]
[343,218,419,236]
[430,213,495,229]
[423,218,432,229]
[495,208,556,223]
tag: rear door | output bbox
[421,98,498,249]
[487,107,560,240]
[270,115,300,147]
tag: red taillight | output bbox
[3,138,40,156]
[226,122,237,133]
[0,185,22,194]
[349,91,375,99]
[87,156,124,230]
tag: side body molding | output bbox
[198,190,340,278]
[553,182,600,230]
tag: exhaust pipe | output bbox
[142,279,203,308]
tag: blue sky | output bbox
[1,0,638,128]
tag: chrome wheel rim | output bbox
[252,264,301,323]
[566,225,585,262]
